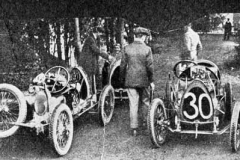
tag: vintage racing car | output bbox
[148,59,240,152]
[0,65,115,156]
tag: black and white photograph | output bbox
[0,0,240,159]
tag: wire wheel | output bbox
[225,82,232,120]
[0,84,27,138]
[49,103,73,156]
[148,98,168,147]
[230,101,240,152]
[99,85,115,126]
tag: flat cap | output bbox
[134,27,150,36]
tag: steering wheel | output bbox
[205,67,220,87]
[44,66,70,93]
[173,60,197,81]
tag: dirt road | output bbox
[1,34,240,160]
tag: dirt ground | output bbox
[1,34,240,160]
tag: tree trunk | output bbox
[74,18,82,62]
[56,21,62,60]
[3,19,19,62]
[64,20,69,65]
[104,18,110,52]
[116,18,125,48]
[109,17,115,53]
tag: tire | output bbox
[225,82,232,120]
[230,101,240,152]
[148,98,168,147]
[49,103,74,156]
[98,85,115,126]
[0,83,27,138]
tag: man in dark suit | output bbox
[224,18,232,40]
[79,27,115,100]
[120,27,155,136]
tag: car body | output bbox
[108,59,128,101]
[148,59,240,152]
[0,65,115,156]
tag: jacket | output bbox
[120,41,154,88]
[183,28,202,54]
[224,21,232,32]
[79,33,109,75]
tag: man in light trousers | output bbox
[120,27,155,136]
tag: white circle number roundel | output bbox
[183,92,213,120]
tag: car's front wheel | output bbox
[0,83,27,138]
[98,85,115,126]
[230,101,240,152]
[225,82,232,119]
[49,103,73,156]
[148,98,168,147]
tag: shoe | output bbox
[131,129,137,137]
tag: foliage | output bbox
[0,16,131,89]
[192,14,226,33]
[2,0,235,32]
[1,0,236,90]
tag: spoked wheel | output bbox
[148,98,168,147]
[70,67,90,103]
[98,85,115,126]
[225,82,232,120]
[0,84,27,138]
[49,103,73,156]
[230,101,240,152]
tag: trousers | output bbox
[126,87,150,129]
[190,50,197,61]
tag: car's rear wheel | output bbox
[0,83,27,138]
[49,103,73,156]
[230,101,240,152]
[225,82,232,119]
[148,98,168,147]
[98,85,115,126]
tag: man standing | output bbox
[223,18,232,40]
[79,27,114,100]
[120,27,155,136]
[182,23,202,61]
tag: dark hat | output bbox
[134,27,150,36]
